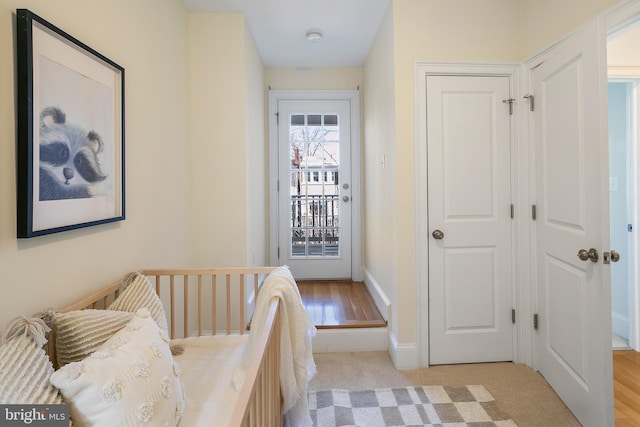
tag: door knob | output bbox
[432,229,444,240]
[577,248,599,263]
[611,250,621,263]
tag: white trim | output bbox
[612,311,630,340]
[414,62,526,369]
[268,90,362,281]
[363,267,391,321]
[606,2,640,353]
[607,75,640,352]
[388,332,419,370]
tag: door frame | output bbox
[414,63,524,368]
[606,75,640,351]
[606,0,640,357]
[268,90,362,281]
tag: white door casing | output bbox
[530,18,614,427]
[427,75,514,365]
[268,91,361,281]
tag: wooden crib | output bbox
[47,267,283,427]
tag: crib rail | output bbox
[48,267,283,427]
[229,297,282,427]
[140,267,276,339]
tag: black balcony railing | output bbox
[290,194,339,257]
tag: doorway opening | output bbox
[268,91,362,281]
[607,19,640,353]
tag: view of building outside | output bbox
[289,113,340,257]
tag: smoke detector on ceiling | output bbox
[306,30,323,42]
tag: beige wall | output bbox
[364,0,623,353]
[0,0,190,326]
[187,13,266,267]
[363,5,397,337]
[389,0,521,345]
[244,22,268,266]
[265,68,363,91]
[520,0,621,57]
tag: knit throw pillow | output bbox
[46,309,133,368]
[108,273,169,335]
[50,309,185,426]
[0,316,64,404]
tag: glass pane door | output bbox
[289,113,340,257]
[277,99,351,279]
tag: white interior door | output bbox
[531,19,614,427]
[276,99,352,279]
[427,75,514,365]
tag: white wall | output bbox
[609,82,631,339]
[0,0,190,326]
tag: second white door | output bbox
[427,75,514,365]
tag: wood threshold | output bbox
[297,280,387,329]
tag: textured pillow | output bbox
[47,309,133,367]
[0,315,64,404]
[108,273,169,335]
[50,309,185,426]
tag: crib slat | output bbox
[212,275,217,335]
[170,275,175,339]
[183,275,189,338]
[197,275,203,336]
[226,274,231,335]
[240,274,245,335]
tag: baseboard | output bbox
[363,268,391,321]
[612,311,629,340]
[312,327,388,353]
[388,331,419,370]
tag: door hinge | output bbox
[532,205,537,220]
[277,180,279,192]
[502,98,515,115]
[277,247,280,259]
[510,204,514,219]
[523,94,535,111]
[512,309,516,324]
[533,313,539,330]
[275,112,279,125]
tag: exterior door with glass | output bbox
[275,99,352,279]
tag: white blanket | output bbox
[233,266,316,427]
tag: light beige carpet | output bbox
[309,352,580,427]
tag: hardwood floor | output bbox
[614,350,640,426]
[297,280,386,328]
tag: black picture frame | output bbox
[16,9,125,238]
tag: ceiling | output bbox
[181,0,390,68]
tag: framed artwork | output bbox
[16,9,125,238]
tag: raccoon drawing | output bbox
[39,106,107,200]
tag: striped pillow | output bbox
[108,273,169,335]
[53,309,133,367]
[0,316,63,404]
